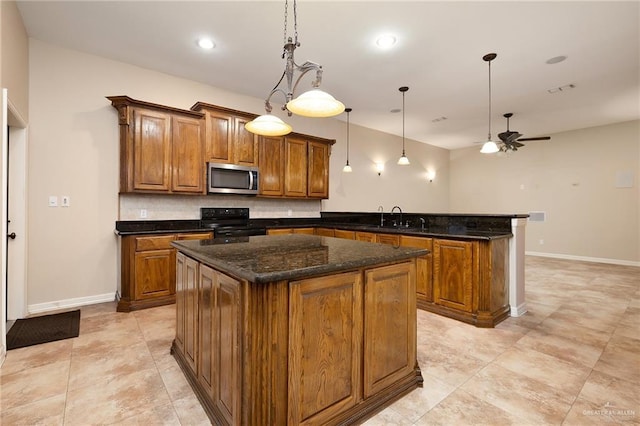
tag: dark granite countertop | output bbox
[172,234,428,284]
[115,212,519,240]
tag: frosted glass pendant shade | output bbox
[286,89,345,117]
[397,154,410,165]
[245,114,292,136]
[480,140,499,154]
[343,163,352,173]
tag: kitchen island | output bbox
[171,234,426,425]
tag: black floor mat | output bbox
[6,310,80,350]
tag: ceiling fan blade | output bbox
[512,142,524,148]
[517,136,551,141]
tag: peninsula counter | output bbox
[171,234,427,425]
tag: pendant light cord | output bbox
[346,110,350,163]
[402,89,406,155]
[488,59,492,140]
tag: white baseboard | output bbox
[510,302,528,317]
[28,293,116,315]
[526,251,640,267]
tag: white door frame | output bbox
[0,89,28,365]
[1,88,9,363]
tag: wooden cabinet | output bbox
[176,252,200,373]
[118,231,212,312]
[258,136,285,196]
[401,235,433,304]
[355,231,376,243]
[433,239,475,313]
[315,228,335,237]
[288,271,363,424]
[267,227,315,235]
[198,264,241,425]
[363,262,417,397]
[429,238,510,327]
[108,96,205,194]
[172,252,422,425]
[192,103,259,166]
[334,229,356,239]
[376,233,400,246]
[259,133,334,199]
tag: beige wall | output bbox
[27,39,449,308]
[450,120,640,263]
[0,0,28,122]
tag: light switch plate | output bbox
[49,196,58,207]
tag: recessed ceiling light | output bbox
[376,34,397,49]
[197,37,215,49]
[546,55,567,64]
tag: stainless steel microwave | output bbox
[207,163,259,195]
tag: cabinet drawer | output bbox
[176,232,213,241]
[135,235,175,251]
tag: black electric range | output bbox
[200,207,267,237]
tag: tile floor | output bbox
[1,256,638,425]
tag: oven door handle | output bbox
[248,171,255,191]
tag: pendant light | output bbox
[480,53,499,154]
[397,86,410,165]
[245,0,344,136]
[343,108,353,172]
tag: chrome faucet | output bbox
[419,217,426,231]
[391,205,403,228]
[378,205,384,227]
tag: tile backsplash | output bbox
[119,194,322,220]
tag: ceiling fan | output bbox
[498,113,551,152]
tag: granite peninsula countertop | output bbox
[172,234,428,284]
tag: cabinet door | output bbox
[204,109,233,164]
[433,239,475,312]
[215,271,241,425]
[307,141,329,198]
[376,233,400,246]
[315,228,335,237]
[176,253,199,373]
[198,264,216,398]
[288,271,362,425]
[284,137,308,197]
[363,262,416,398]
[355,232,376,243]
[183,255,200,373]
[134,249,175,300]
[172,115,205,193]
[258,136,285,196]
[132,108,171,191]
[267,228,293,235]
[334,229,356,240]
[292,228,315,235]
[400,236,433,302]
[233,116,259,166]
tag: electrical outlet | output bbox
[61,196,70,207]
[48,196,58,207]
[140,209,147,219]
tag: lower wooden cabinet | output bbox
[267,227,315,235]
[333,229,355,239]
[172,253,421,425]
[314,227,335,237]
[429,238,510,327]
[118,231,212,312]
[400,235,433,304]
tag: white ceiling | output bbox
[16,1,640,150]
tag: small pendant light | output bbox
[397,86,410,165]
[480,53,499,154]
[343,107,353,172]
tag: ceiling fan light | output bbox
[480,140,499,154]
[244,114,292,136]
[286,89,345,117]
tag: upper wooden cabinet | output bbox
[191,102,259,167]
[260,133,334,199]
[109,96,334,199]
[109,96,205,194]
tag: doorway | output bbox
[0,89,28,364]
